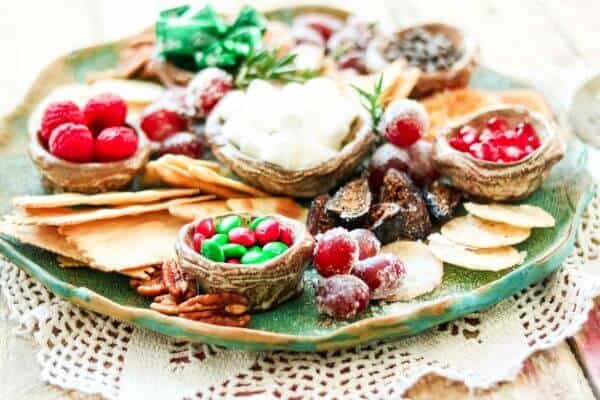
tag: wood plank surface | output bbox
[1,1,600,399]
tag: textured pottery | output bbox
[176,213,314,311]
[433,105,565,201]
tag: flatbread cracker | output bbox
[381,241,443,301]
[428,233,526,271]
[226,197,307,222]
[59,211,185,271]
[441,215,531,248]
[13,188,200,209]
[159,154,221,172]
[464,202,555,228]
[186,164,268,197]
[119,266,157,279]
[169,200,230,220]
[8,195,214,226]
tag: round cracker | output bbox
[441,215,530,248]
[464,202,555,228]
[381,241,444,301]
[427,233,526,271]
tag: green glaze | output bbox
[0,22,595,351]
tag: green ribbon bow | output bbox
[156,5,266,71]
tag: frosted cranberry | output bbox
[140,107,188,142]
[486,117,508,133]
[192,233,205,252]
[255,219,281,245]
[352,254,405,299]
[228,227,256,247]
[279,225,294,246]
[315,275,370,319]
[195,218,215,238]
[384,117,422,147]
[406,140,439,184]
[226,258,241,264]
[313,228,358,277]
[157,132,203,159]
[349,229,381,260]
[186,68,233,118]
[368,143,410,190]
[378,99,428,148]
[337,51,367,73]
[309,22,334,41]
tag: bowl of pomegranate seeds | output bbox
[176,212,315,311]
[433,105,565,201]
[29,93,151,193]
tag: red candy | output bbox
[255,219,281,245]
[39,101,84,145]
[349,229,380,260]
[192,232,205,252]
[228,227,256,247]
[195,218,216,238]
[83,93,127,134]
[315,275,370,320]
[226,258,241,264]
[94,126,138,162]
[351,254,405,299]
[140,107,188,142]
[48,123,94,163]
[313,227,359,277]
[278,225,294,247]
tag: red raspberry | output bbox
[140,106,188,142]
[39,101,84,145]
[185,68,233,118]
[48,123,94,163]
[313,227,359,277]
[83,93,128,134]
[94,126,138,162]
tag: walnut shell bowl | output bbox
[206,111,375,198]
[393,22,478,98]
[176,212,315,311]
[433,105,565,201]
[28,128,151,194]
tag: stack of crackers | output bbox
[1,188,306,279]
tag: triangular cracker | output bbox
[226,197,308,222]
[169,200,231,220]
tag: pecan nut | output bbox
[136,276,168,297]
[161,260,189,300]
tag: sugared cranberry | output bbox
[486,117,508,133]
[349,229,380,260]
[192,232,205,252]
[140,106,188,142]
[195,218,215,238]
[279,225,294,247]
[156,132,203,159]
[94,126,138,162]
[313,227,359,277]
[39,101,84,145]
[351,254,405,299]
[185,68,233,118]
[406,140,439,184]
[228,227,256,247]
[83,93,127,134]
[384,117,422,147]
[378,99,429,148]
[368,143,410,191]
[315,275,370,320]
[337,51,367,74]
[255,219,281,245]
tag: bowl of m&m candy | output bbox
[433,105,565,201]
[176,213,315,311]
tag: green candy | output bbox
[222,243,247,259]
[201,240,225,262]
[262,241,288,256]
[249,216,270,231]
[241,248,272,264]
[210,233,229,245]
[217,215,242,234]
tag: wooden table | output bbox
[1,1,599,399]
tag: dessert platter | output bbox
[0,4,594,351]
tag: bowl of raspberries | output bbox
[29,92,151,193]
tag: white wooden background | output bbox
[1,1,600,399]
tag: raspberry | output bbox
[313,227,359,277]
[316,275,370,320]
[83,93,128,134]
[39,101,84,145]
[94,126,138,162]
[352,254,405,299]
[185,68,233,118]
[378,99,429,148]
[156,132,203,159]
[349,229,381,260]
[140,106,188,142]
[48,123,94,163]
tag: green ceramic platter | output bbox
[0,15,595,351]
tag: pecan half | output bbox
[150,294,180,315]
[162,260,188,300]
[179,313,251,327]
[175,293,251,327]
[136,276,168,297]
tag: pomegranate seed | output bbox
[279,225,294,246]
[450,137,469,152]
[315,275,370,320]
[351,254,405,299]
[255,219,281,245]
[228,227,257,247]
[349,229,381,260]
[313,227,359,277]
[459,125,478,137]
[192,233,205,252]
[486,117,508,133]
[500,145,525,162]
[195,218,215,238]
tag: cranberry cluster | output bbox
[449,117,541,163]
[313,227,405,320]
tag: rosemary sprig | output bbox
[352,75,384,127]
[234,49,319,88]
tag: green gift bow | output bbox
[156,4,266,70]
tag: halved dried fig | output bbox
[367,202,405,245]
[326,177,372,228]
[307,194,336,235]
[422,180,462,223]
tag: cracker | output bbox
[186,165,268,197]
[427,233,526,271]
[59,211,185,271]
[464,202,555,228]
[381,241,443,301]
[57,255,86,267]
[226,197,307,222]
[8,195,214,226]
[441,215,531,248]
[13,188,200,209]
[169,200,230,220]
[119,266,157,279]
[159,154,221,172]
[497,89,553,118]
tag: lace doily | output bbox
[1,193,600,400]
